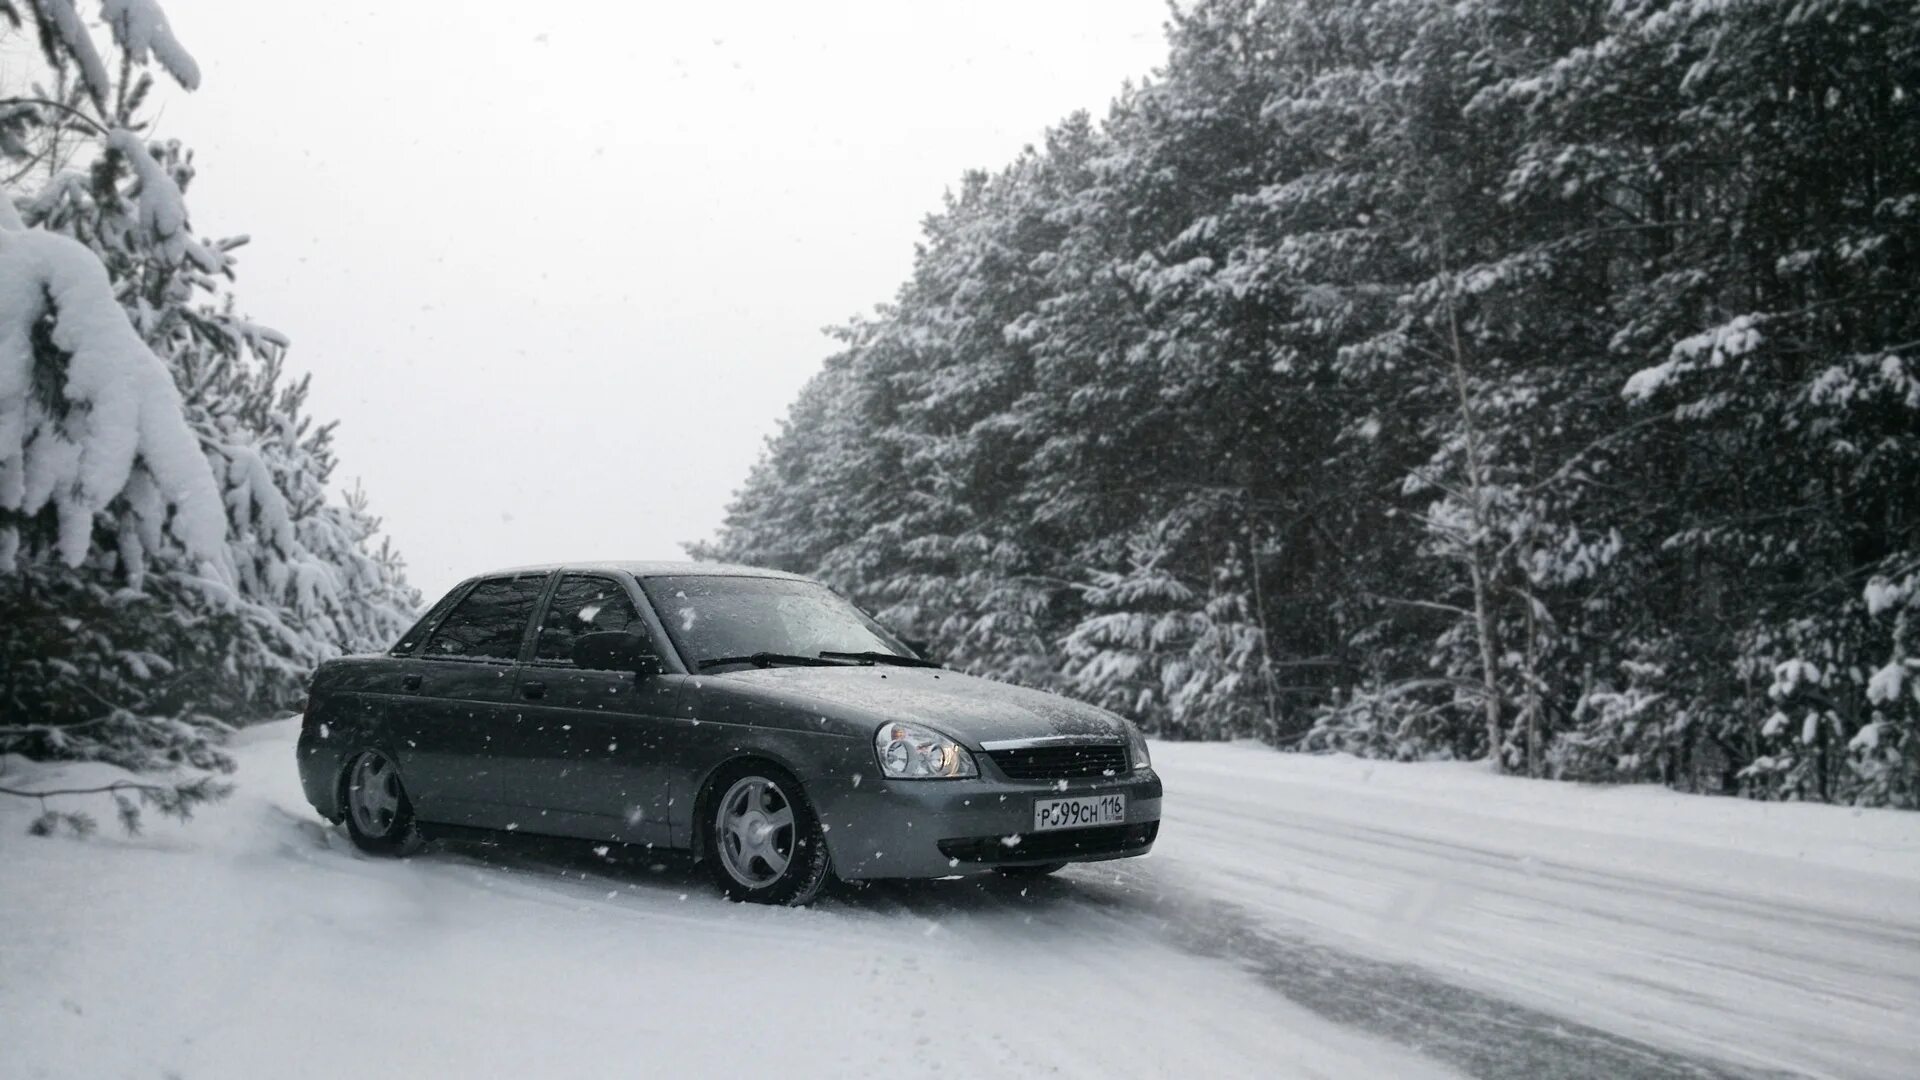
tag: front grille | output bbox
[939,822,1159,864]
[987,741,1129,780]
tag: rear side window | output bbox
[423,576,546,660]
[536,575,645,662]
[389,586,463,655]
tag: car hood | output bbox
[707,665,1127,745]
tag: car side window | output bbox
[536,574,645,663]
[422,575,546,660]
[389,583,468,655]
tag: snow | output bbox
[0,223,229,570]
[1622,314,1765,402]
[101,0,202,90]
[1867,661,1906,705]
[0,723,1447,1080]
[1149,741,1920,1080]
[25,0,199,116]
[1864,576,1908,617]
[105,129,218,271]
[4,725,1917,1078]
[29,1,114,114]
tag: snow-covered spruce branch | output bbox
[0,96,108,136]
[1,775,233,837]
[0,715,114,737]
[1,779,175,798]
[1358,677,1494,701]
[1361,593,1475,619]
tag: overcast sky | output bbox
[143,2,1171,600]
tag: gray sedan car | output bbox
[297,562,1162,904]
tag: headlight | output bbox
[1125,722,1152,772]
[874,721,978,779]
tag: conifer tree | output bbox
[707,0,1920,806]
[1,0,418,831]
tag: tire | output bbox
[994,862,1067,878]
[702,763,832,906]
[341,748,423,856]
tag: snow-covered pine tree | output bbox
[1,0,418,830]
[851,132,1108,687]
[1063,508,1281,739]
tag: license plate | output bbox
[1032,793,1126,832]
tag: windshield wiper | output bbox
[818,650,943,669]
[697,652,861,671]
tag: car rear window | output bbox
[422,575,547,660]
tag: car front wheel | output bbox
[342,748,423,856]
[705,766,832,906]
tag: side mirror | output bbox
[570,631,663,676]
[902,637,933,660]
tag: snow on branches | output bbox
[1,0,417,797]
[100,0,199,90]
[0,220,227,572]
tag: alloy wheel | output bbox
[715,775,796,888]
[348,750,404,839]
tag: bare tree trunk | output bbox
[1466,559,1505,769]
[1523,590,1541,778]
[1441,247,1506,771]
[1245,520,1282,735]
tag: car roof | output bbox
[464,560,811,585]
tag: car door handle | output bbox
[521,680,546,700]
[401,673,422,691]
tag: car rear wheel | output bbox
[342,748,423,856]
[704,765,831,906]
[994,862,1067,878]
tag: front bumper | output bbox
[813,767,1163,881]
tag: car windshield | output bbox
[641,575,907,669]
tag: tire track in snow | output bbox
[1070,863,1798,1080]
[759,857,1785,1079]
[1170,799,1920,1011]
[259,772,1865,1078]
[1183,800,1920,954]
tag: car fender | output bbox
[298,656,414,821]
[676,686,873,857]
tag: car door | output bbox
[393,572,550,828]
[510,573,681,847]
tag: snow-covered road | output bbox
[4,722,1917,1079]
[1136,747,1920,1080]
